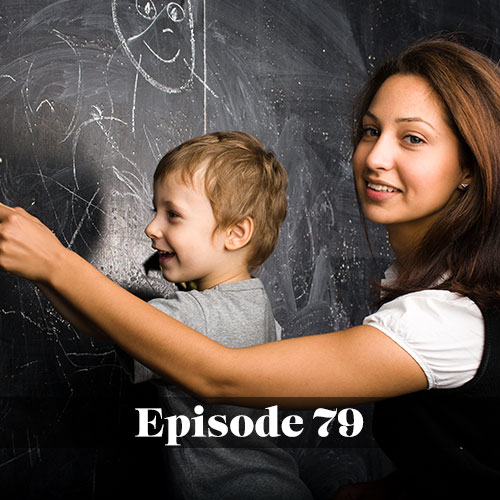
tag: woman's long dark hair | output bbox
[352,38,500,309]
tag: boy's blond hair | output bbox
[154,131,288,270]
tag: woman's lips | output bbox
[365,181,401,201]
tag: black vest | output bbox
[373,306,500,498]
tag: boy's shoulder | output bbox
[209,277,267,293]
[151,278,278,347]
[149,287,208,334]
[194,278,270,312]
[173,277,268,303]
[199,278,277,347]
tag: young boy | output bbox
[123,131,313,499]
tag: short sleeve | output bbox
[363,290,484,389]
[120,292,207,384]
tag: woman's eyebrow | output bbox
[365,110,436,130]
[364,110,378,121]
[396,116,436,130]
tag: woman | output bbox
[0,38,499,497]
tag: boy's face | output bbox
[145,169,230,290]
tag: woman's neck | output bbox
[386,211,441,261]
[387,223,426,264]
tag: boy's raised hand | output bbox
[0,202,65,283]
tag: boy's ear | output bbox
[224,217,254,251]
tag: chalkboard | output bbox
[0,1,499,498]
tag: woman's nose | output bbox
[365,134,395,172]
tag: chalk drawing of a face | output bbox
[112,0,195,93]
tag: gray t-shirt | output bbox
[126,279,312,500]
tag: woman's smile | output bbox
[364,180,402,201]
[353,73,469,255]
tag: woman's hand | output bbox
[0,203,66,283]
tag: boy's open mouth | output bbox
[158,250,176,262]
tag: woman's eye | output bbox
[362,127,379,137]
[404,135,424,145]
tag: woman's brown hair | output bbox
[352,38,500,309]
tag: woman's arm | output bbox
[0,204,427,406]
[35,281,112,342]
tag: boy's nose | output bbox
[145,218,162,240]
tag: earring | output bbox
[459,183,469,191]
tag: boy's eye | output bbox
[167,210,179,218]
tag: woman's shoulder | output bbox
[377,262,481,320]
[364,288,483,343]
[363,288,484,390]
[378,288,481,317]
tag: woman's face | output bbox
[352,74,469,252]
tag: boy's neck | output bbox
[196,268,252,291]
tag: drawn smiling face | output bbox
[112,0,195,93]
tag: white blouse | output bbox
[362,265,484,389]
